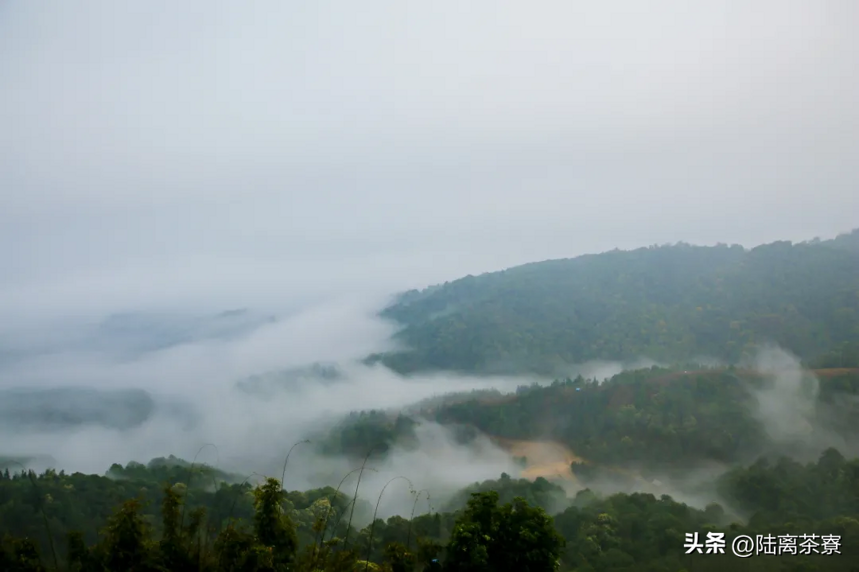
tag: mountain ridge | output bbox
[369,229,859,375]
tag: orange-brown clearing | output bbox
[490,437,585,484]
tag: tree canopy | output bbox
[3,448,859,571]
[369,230,859,376]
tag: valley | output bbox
[3,232,859,571]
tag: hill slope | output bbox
[319,366,859,473]
[370,229,859,375]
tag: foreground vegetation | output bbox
[2,445,859,571]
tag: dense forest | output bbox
[368,230,859,376]
[319,367,859,471]
[3,447,859,571]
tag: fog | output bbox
[751,346,820,445]
[0,306,855,524]
[567,347,859,519]
[2,1,858,321]
[1,304,847,523]
[0,292,697,521]
[750,345,859,461]
[0,299,542,521]
[1,0,859,524]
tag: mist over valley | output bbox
[2,1,859,569]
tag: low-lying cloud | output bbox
[748,345,859,461]
[2,291,856,526]
[750,346,819,444]
[0,296,545,520]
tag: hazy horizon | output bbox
[2,1,858,322]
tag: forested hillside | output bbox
[5,231,859,571]
[318,367,859,472]
[369,230,859,376]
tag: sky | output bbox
[1,0,857,320]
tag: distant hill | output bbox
[0,387,156,431]
[369,229,859,376]
[235,362,345,397]
[320,366,859,471]
[0,309,278,370]
[0,387,199,433]
[92,308,277,356]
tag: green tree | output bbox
[382,541,415,572]
[158,483,195,572]
[100,499,157,572]
[443,491,564,572]
[252,478,298,569]
[67,531,101,572]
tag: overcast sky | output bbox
[2,0,857,318]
